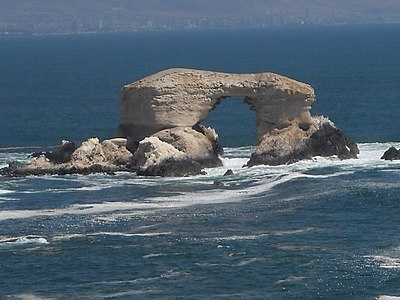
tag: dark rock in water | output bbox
[29,140,77,164]
[223,169,234,176]
[213,180,224,186]
[0,162,122,177]
[305,122,359,159]
[247,116,359,167]
[136,157,203,177]
[381,146,400,160]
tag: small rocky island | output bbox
[1,68,359,177]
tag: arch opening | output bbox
[201,97,257,148]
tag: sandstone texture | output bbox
[131,125,223,176]
[116,68,315,145]
[115,68,358,173]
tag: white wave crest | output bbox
[0,189,13,195]
[51,231,171,242]
[1,142,400,221]
[0,235,49,247]
[3,293,55,300]
[368,255,400,269]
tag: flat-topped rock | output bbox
[115,68,357,174]
[116,68,315,145]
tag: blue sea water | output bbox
[1,25,400,299]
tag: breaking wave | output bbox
[0,142,399,221]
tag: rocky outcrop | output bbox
[29,140,78,164]
[116,68,315,146]
[131,125,222,176]
[247,116,359,166]
[1,138,133,177]
[381,147,400,160]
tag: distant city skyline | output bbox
[1,0,400,35]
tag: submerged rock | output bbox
[213,180,225,187]
[223,169,234,176]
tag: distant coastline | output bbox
[1,21,400,37]
[3,0,400,37]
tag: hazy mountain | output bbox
[1,0,400,35]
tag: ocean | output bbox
[1,24,400,299]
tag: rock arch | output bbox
[1,68,359,177]
[115,68,358,176]
[116,68,316,145]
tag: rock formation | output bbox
[116,68,358,173]
[131,125,222,176]
[381,146,400,160]
[1,138,133,176]
[247,116,359,166]
[116,68,315,146]
[1,68,359,177]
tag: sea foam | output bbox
[0,235,49,248]
[1,142,399,222]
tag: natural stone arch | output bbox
[115,68,358,176]
[2,68,359,177]
[116,68,316,145]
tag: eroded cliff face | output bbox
[116,68,315,145]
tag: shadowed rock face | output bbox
[116,68,316,145]
[381,146,400,160]
[0,138,134,177]
[247,116,359,166]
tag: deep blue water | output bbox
[1,25,400,299]
[1,24,400,147]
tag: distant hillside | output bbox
[1,0,400,35]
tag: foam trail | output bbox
[0,235,49,247]
[0,174,295,221]
[1,142,399,221]
[51,231,171,242]
[367,255,400,269]
[0,189,13,195]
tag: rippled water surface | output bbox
[1,25,400,299]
